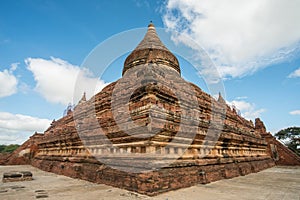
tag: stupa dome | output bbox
[123,23,180,75]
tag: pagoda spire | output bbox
[78,92,86,104]
[122,22,180,76]
[217,92,226,104]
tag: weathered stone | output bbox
[2,171,33,182]
[3,23,299,196]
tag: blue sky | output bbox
[0,0,300,144]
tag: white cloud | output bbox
[10,63,19,72]
[0,112,51,144]
[0,129,28,145]
[25,57,107,105]
[163,0,300,80]
[289,110,300,115]
[134,0,150,8]
[19,82,31,94]
[228,99,265,120]
[0,112,51,132]
[235,96,248,100]
[0,64,18,98]
[288,68,300,78]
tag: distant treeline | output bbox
[0,144,20,153]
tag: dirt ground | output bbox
[0,165,299,200]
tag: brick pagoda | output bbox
[4,23,300,196]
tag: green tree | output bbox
[0,144,20,153]
[0,145,5,152]
[275,127,300,156]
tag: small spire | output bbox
[78,92,87,104]
[218,92,226,104]
[82,92,86,101]
[148,21,154,27]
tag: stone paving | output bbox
[0,165,299,200]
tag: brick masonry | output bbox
[2,23,299,196]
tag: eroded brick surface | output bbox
[3,23,299,196]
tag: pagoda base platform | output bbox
[31,157,275,196]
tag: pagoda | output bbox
[5,23,299,196]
